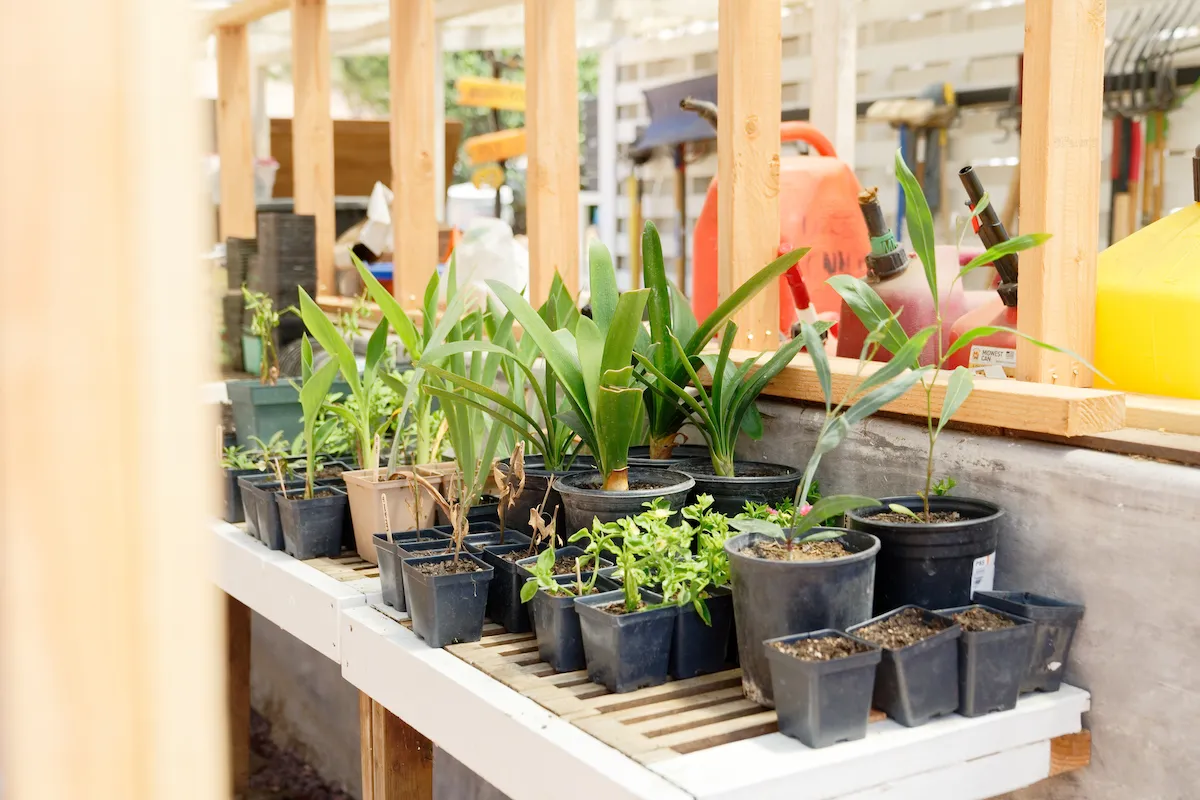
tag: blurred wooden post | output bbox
[1016,0,1106,386]
[525,0,580,302]
[292,0,336,296]
[0,0,225,798]
[217,24,257,239]
[810,0,857,166]
[360,694,433,799]
[718,0,782,348]
[227,596,252,794]
[390,0,439,309]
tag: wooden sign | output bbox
[464,129,526,165]
[471,164,506,189]
[456,76,526,111]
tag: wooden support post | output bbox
[217,24,257,239]
[525,0,581,302]
[0,0,225,796]
[718,0,782,348]
[1015,0,1106,386]
[810,0,857,166]
[227,595,252,795]
[291,0,336,296]
[360,694,433,800]
[390,0,439,309]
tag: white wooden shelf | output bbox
[211,521,1089,800]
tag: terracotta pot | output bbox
[342,465,451,563]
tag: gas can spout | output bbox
[680,97,718,130]
[959,166,1019,308]
[1193,145,1199,203]
[859,188,908,279]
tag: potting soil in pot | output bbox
[771,633,871,662]
[745,538,852,561]
[854,607,951,649]
[951,607,1015,632]
[413,558,482,576]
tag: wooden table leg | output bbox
[361,693,434,799]
[227,594,252,796]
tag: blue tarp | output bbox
[632,74,718,152]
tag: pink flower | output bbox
[798,502,813,516]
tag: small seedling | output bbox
[221,445,261,471]
[930,476,957,496]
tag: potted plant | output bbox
[226,288,317,446]
[634,220,809,461]
[570,510,678,693]
[835,151,1101,612]
[276,336,347,560]
[763,629,883,748]
[848,606,962,727]
[635,321,814,515]
[220,444,263,524]
[488,240,694,532]
[937,604,1036,717]
[519,540,618,673]
[723,319,929,706]
[238,433,304,547]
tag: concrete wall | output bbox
[740,400,1200,800]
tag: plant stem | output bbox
[924,383,935,521]
[712,451,735,478]
[648,434,678,460]
[602,468,629,492]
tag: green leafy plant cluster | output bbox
[242,287,295,385]
[220,445,262,471]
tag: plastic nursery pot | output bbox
[496,455,593,535]
[437,497,501,528]
[515,545,617,583]
[277,489,348,560]
[397,533,527,611]
[938,605,1036,717]
[236,472,272,537]
[401,552,495,647]
[432,521,502,536]
[226,378,349,447]
[675,458,802,517]
[342,467,438,565]
[373,529,450,611]
[973,591,1085,693]
[479,541,550,634]
[763,629,883,749]
[574,588,678,693]
[725,530,880,707]
[243,476,306,549]
[848,605,962,727]
[225,468,265,524]
[669,588,735,680]
[528,576,621,673]
[846,496,1003,614]
[627,443,710,467]
[556,468,695,535]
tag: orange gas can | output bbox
[691,122,870,333]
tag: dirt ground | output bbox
[238,710,354,800]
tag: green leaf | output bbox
[298,288,361,397]
[520,579,539,604]
[728,334,807,435]
[686,247,810,353]
[588,239,619,331]
[895,149,938,309]
[353,252,422,361]
[301,334,314,383]
[957,233,1051,281]
[853,326,937,398]
[887,503,922,520]
[793,495,878,537]
[796,529,851,544]
[575,315,605,418]
[642,221,670,341]
[729,518,785,538]
[813,417,849,457]
[937,367,974,434]
[601,288,651,377]
[420,365,547,445]
[843,367,931,427]
[595,385,644,475]
[799,322,831,410]
[828,275,911,357]
[300,358,340,422]
[363,314,390,386]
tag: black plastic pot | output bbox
[223,467,262,523]
[402,552,495,647]
[973,590,1085,693]
[725,530,880,706]
[437,497,501,527]
[277,490,347,560]
[849,606,962,727]
[575,588,677,693]
[432,521,502,535]
[846,496,1003,614]
[374,529,450,611]
[628,443,710,467]
[763,629,883,748]
[938,605,1036,717]
[556,468,695,535]
[669,588,734,680]
[515,545,616,584]
[480,541,549,633]
[244,477,306,549]
[398,533,528,612]
[237,473,274,537]
[528,576,620,673]
[497,455,592,536]
[675,459,802,517]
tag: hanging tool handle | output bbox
[780,122,837,157]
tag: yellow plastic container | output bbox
[1094,202,1200,398]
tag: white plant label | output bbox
[970,552,996,597]
[971,364,1009,379]
[969,345,1017,368]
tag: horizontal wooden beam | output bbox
[1125,394,1200,437]
[1049,731,1091,777]
[204,0,288,33]
[719,349,1125,438]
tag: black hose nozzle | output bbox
[960,166,1019,307]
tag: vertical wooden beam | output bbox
[291,0,336,296]
[227,596,252,795]
[718,0,782,348]
[810,0,857,166]
[390,0,439,308]
[525,0,581,302]
[217,24,257,239]
[1016,0,1106,386]
[434,22,447,223]
[597,46,618,254]
[360,695,433,800]
[0,0,225,798]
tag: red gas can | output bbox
[691,123,869,334]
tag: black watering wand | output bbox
[959,166,1018,307]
